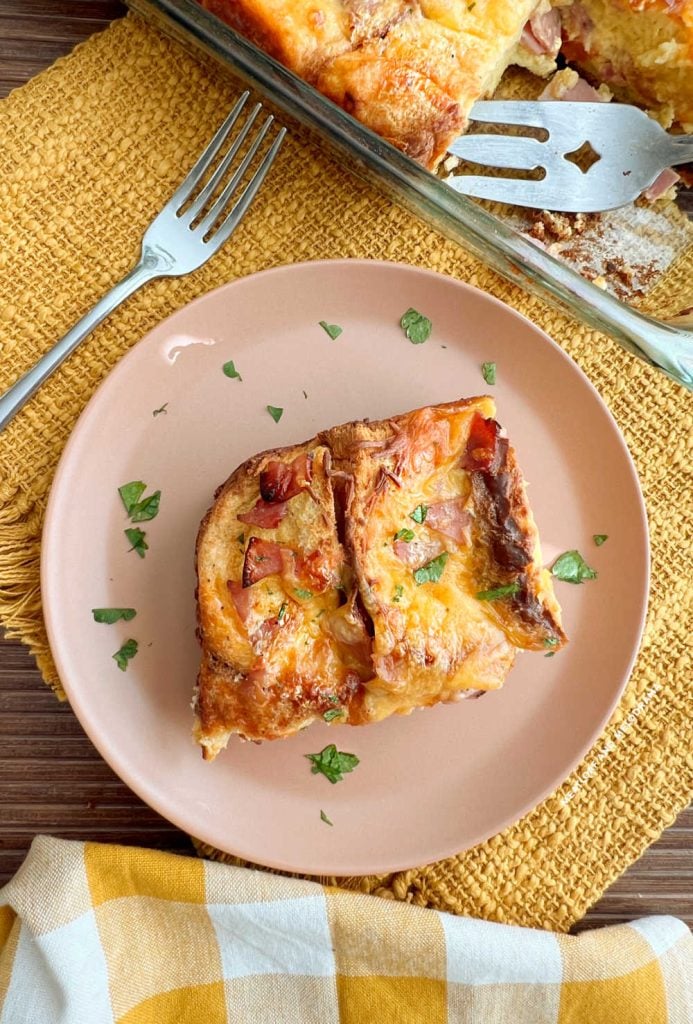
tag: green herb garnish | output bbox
[267,405,283,423]
[320,810,333,826]
[475,583,520,601]
[400,308,432,344]
[394,527,415,542]
[593,534,608,546]
[124,528,148,559]
[222,360,242,381]
[294,587,314,600]
[236,532,245,545]
[113,638,138,672]
[409,504,428,524]
[306,744,360,784]
[327,694,340,705]
[482,361,496,385]
[324,707,345,722]
[92,608,137,624]
[277,602,288,625]
[152,403,168,417]
[319,321,343,340]
[413,552,449,586]
[129,491,161,523]
[544,637,559,657]
[393,584,404,603]
[551,550,598,584]
[118,481,146,515]
[119,481,161,523]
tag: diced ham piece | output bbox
[237,498,288,528]
[393,538,444,566]
[539,75,607,103]
[242,537,284,587]
[425,498,472,544]
[643,168,680,201]
[227,579,251,622]
[460,413,500,473]
[521,9,561,55]
[259,453,313,503]
[250,616,281,647]
[281,547,336,594]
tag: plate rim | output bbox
[41,258,650,874]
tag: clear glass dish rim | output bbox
[128,0,693,390]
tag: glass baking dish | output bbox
[129,0,692,390]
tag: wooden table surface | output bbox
[1,0,691,933]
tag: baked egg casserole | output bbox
[194,397,566,760]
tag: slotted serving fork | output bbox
[447,101,693,213]
[0,92,285,432]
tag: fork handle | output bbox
[668,134,693,166]
[0,258,160,433]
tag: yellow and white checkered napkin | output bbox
[0,837,690,1023]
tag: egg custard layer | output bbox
[194,397,566,760]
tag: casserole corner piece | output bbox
[194,397,566,760]
[199,0,565,169]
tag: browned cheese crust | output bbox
[194,396,566,759]
[201,0,552,168]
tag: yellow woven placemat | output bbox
[0,14,691,932]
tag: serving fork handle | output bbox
[667,134,693,166]
[0,251,165,433]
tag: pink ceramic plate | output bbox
[42,260,648,875]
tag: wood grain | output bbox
[0,0,691,932]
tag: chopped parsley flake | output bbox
[294,587,313,600]
[319,321,343,340]
[267,405,284,423]
[413,552,449,586]
[475,583,520,601]
[92,608,136,624]
[481,361,496,385]
[119,481,161,523]
[394,527,415,542]
[400,308,432,344]
[277,602,288,625]
[222,360,242,380]
[551,550,598,584]
[393,584,404,603]
[593,534,608,546]
[324,707,345,722]
[118,481,146,515]
[124,528,148,559]
[409,504,428,524]
[236,532,245,545]
[113,638,138,671]
[327,694,340,705]
[306,744,360,784]
[320,809,333,826]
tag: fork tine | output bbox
[469,101,553,130]
[208,128,286,251]
[183,102,263,221]
[445,173,622,212]
[169,91,250,210]
[448,134,546,170]
[195,115,275,237]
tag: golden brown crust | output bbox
[201,0,548,168]
[195,397,566,757]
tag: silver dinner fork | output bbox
[447,101,693,213]
[0,92,285,432]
